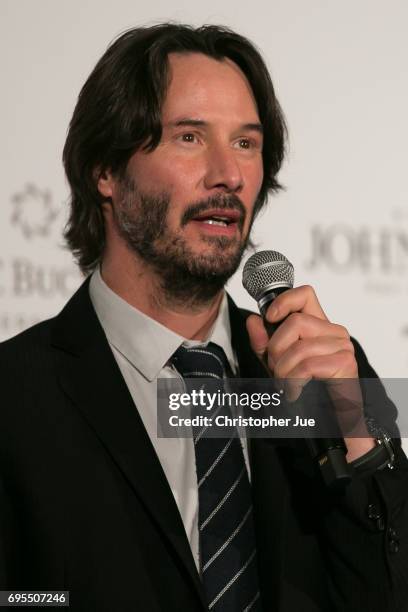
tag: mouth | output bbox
[188,209,242,236]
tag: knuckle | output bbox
[294,338,307,359]
[296,358,312,379]
[339,350,357,368]
[301,284,316,298]
[333,323,350,338]
[342,338,355,353]
[287,312,303,327]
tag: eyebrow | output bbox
[166,118,264,134]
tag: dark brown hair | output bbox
[63,23,287,273]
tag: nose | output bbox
[203,143,244,193]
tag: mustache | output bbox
[181,194,246,230]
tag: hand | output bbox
[246,285,375,461]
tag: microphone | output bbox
[242,250,351,489]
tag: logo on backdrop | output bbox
[0,184,82,340]
[305,208,408,341]
[306,209,408,279]
[11,183,59,239]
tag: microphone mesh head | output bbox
[242,251,294,301]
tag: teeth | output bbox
[203,219,228,226]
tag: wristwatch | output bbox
[351,417,396,473]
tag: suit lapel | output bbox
[51,279,206,607]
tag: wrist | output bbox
[350,418,396,473]
[345,437,376,463]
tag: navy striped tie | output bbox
[171,343,262,612]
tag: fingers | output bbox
[277,350,358,402]
[268,313,350,369]
[272,336,355,379]
[265,285,328,323]
[246,314,269,360]
[245,284,358,390]
[280,350,358,381]
[246,285,366,455]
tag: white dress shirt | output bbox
[89,268,249,571]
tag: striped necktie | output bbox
[171,342,262,612]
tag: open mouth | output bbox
[189,209,242,229]
[197,216,232,227]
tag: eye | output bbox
[178,132,200,144]
[235,137,261,151]
[237,138,251,149]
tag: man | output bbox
[1,23,407,611]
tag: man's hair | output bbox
[63,23,287,273]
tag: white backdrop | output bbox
[1,1,407,382]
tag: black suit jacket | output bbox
[0,279,407,611]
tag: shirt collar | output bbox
[89,268,236,382]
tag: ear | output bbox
[96,167,115,199]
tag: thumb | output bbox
[246,314,269,360]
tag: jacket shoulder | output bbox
[0,318,55,367]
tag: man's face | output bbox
[104,52,264,301]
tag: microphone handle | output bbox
[258,289,351,489]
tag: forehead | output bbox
[162,52,260,123]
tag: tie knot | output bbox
[171,342,229,380]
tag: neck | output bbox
[100,251,224,341]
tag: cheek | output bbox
[243,162,264,207]
[163,171,204,212]
[147,157,200,197]
[240,164,263,228]
[247,159,264,194]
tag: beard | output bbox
[114,174,253,305]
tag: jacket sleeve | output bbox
[320,337,408,611]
